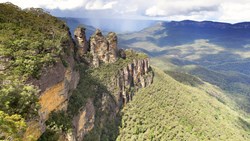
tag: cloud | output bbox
[145,6,166,17]
[85,0,117,10]
[145,0,219,17]
[0,0,88,10]
[219,2,250,23]
[1,0,250,23]
[142,0,250,23]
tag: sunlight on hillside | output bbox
[117,67,250,141]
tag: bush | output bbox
[0,111,26,140]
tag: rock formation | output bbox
[74,28,119,67]
[114,58,153,106]
[74,26,89,56]
[70,58,153,141]
[89,29,110,65]
[24,26,153,141]
[106,32,118,63]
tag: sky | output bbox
[1,0,250,23]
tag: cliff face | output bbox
[114,58,153,106]
[73,98,95,141]
[24,31,80,140]
[58,28,153,141]
[70,58,153,141]
[24,26,153,141]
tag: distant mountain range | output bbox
[61,15,250,123]
[118,20,250,112]
[119,20,250,49]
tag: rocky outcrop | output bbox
[74,28,119,67]
[74,26,88,56]
[90,29,109,65]
[113,58,153,107]
[106,32,118,63]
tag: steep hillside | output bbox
[117,67,250,140]
[151,57,250,113]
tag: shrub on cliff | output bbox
[0,111,26,141]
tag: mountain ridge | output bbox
[163,20,250,29]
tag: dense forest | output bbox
[118,68,250,140]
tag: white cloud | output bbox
[0,0,88,10]
[143,0,250,23]
[1,0,250,22]
[85,0,117,10]
[144,0,219,17]
[219,2,250,23]
[145,6,166,17]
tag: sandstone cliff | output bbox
[24,28,80,140]
[70,57,153,141]
[25,26,153,141]
[59,28,154,141]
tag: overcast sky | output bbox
[1,0,250,23]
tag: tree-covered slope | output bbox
[0,3,73,140]
[117,67,250,141]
